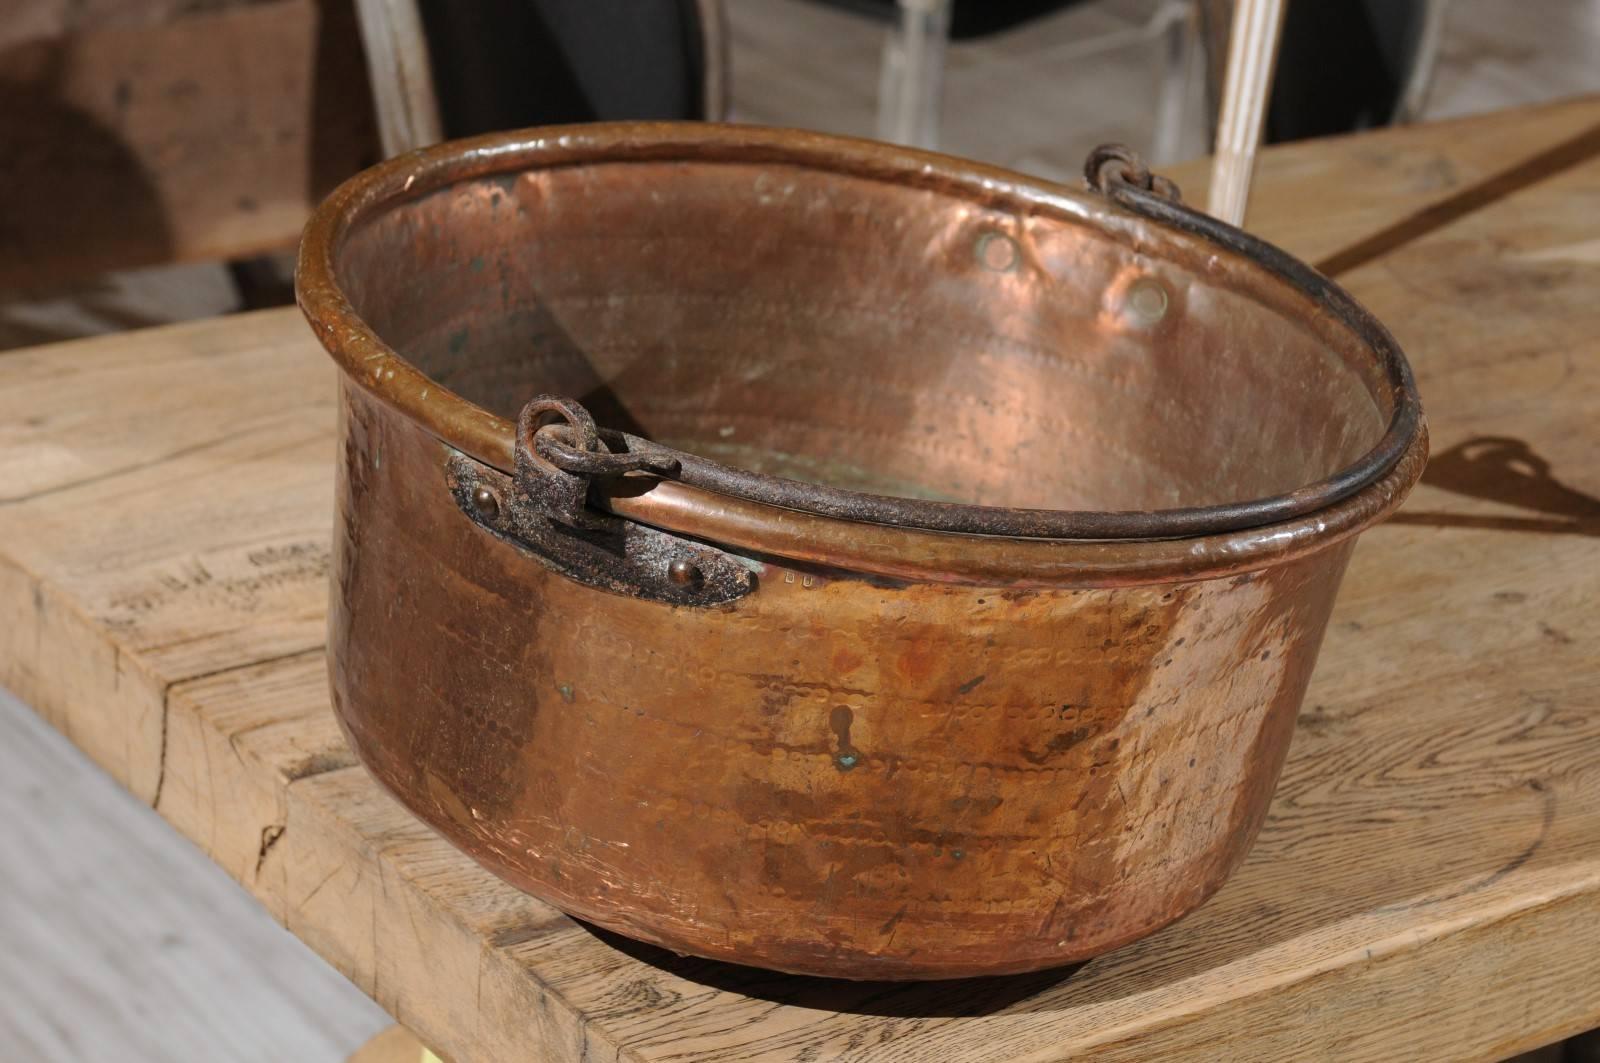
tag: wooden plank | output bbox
[0,0,377,287]
[3,99,1600,1061]
[0,0,239,49]
[1164,93,1600,267]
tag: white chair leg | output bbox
[351,0,443,157]
[876,0,952,149]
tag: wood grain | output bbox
[1165,93,1600,262]
[3,98,1600,1061]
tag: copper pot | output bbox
[296,125,1425,979]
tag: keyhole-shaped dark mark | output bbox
[830,705,860,771]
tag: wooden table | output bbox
[3,98,1599,1062]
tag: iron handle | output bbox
[445,394,756,606]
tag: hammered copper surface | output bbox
[299,123,1426,978]
[334,161,1383,515]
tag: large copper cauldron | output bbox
[296,125,1425,980]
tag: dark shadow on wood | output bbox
[1388,436,1600,537]
[0,41,173,294]
[1316,121,1600,278]
[580,922,1083,1017]
[1388,512,1600,536]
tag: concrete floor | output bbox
[3,2,1600,1060]
[0,689,391,1061]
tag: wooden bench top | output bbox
[3,97,1599,1061]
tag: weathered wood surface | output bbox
[0,0,376,288]
[2,97,1599,1061]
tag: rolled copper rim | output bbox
[297,122,1428,586]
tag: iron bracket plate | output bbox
[445,446,756,607]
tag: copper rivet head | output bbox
[976,230,1019,272]
[667,559,703,589]
[471,486,501,520]
[1124,277,1170,327]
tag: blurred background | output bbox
[3,0,1598,356]
[2,1,1599,1059]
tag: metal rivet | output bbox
[667,559,703,590]
[471,485,500,520]
[1123,277,1170,326]
[976,231,1019,272]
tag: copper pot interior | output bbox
[333,160,1390,513]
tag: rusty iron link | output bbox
[524,395,681,480]
[1083,143,1183,204]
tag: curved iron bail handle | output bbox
[1079,143,1425,536]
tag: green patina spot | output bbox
[448,327,469,354]
[836,753,858,770]
[469,255,487,273]
[557,682,575,703]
